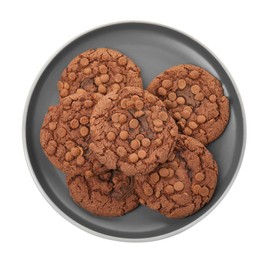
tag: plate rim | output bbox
[22,21,247,242]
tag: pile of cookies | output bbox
[40,48,229,218]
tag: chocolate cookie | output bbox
[67,170,139,217]
[89,87,179,176]
[134,135,218,218]
[147,64,229,145]
[58,48,143,99]
[40,91,107,175]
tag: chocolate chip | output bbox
[158,87,167,96]
[130,139,141,150]
[141,138,151,147]
[80,58,89,67]
[197,115,206,124]
[71,147,80,157]
[174,181,184,191]
[119,114,127,124]
[129,153,139,163]
[111,113,120,123]
[162,79,172,88]
[209,94,217,102]
[129,119,139,129]
[159,168,169,177]
[195,172,205,182]
[134,111,145,118]
[99,65,108,74]
[106,131,116,141]
[176,97,186,105]
[150,172,160,183]
[189,70,199,79]
[114,73,123,83]
[135,100,144,110]
[80,116,89,125]
[65,152,73,162]
[98,84,107,94]
[158,111,168,121]
[188,121,198,130]
[136,134,145,140]
[76,155,85,166]
[153,119,163,127]
[80,126,89,137]
[143,183,153,196]
[194,93,204,101]
[173,112,182,120]
[199,186,209,197]
[119,131,129,140]
[68,72,77,81]
[116,146,127,157]
[57,127,67,137]
[100,74,110,83]
[164,185,174,194]
[138,150,147,159]
[178,79,186,89]
[191,84,200,94]
[181,109,191,119]
[47,145,56,155]
[183,127,192,135]
[60,89,69,97]
[168,92,177,101]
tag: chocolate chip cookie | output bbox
[67,170,139,217]
[147,64,229,145]
[40,91,107,175]
[58,48,143,99]
[89,87,179,176]
[134,135,218,218]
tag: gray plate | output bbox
[23,22,246,242]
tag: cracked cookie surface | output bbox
[89,87,178,176]
[40,91,107,175]
[58,48,143,99]
[67,170,139,217]
[147,64,229,145]
[134,135,218,218]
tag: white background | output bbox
[0,0,266,259]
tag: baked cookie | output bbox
[40,91,107,175]
[134,135,218,218]
[147,64,229,145]
[67,170,139,217]
[57,48,143,99]
[89,87,179,176]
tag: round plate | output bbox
[23,22,246,241]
